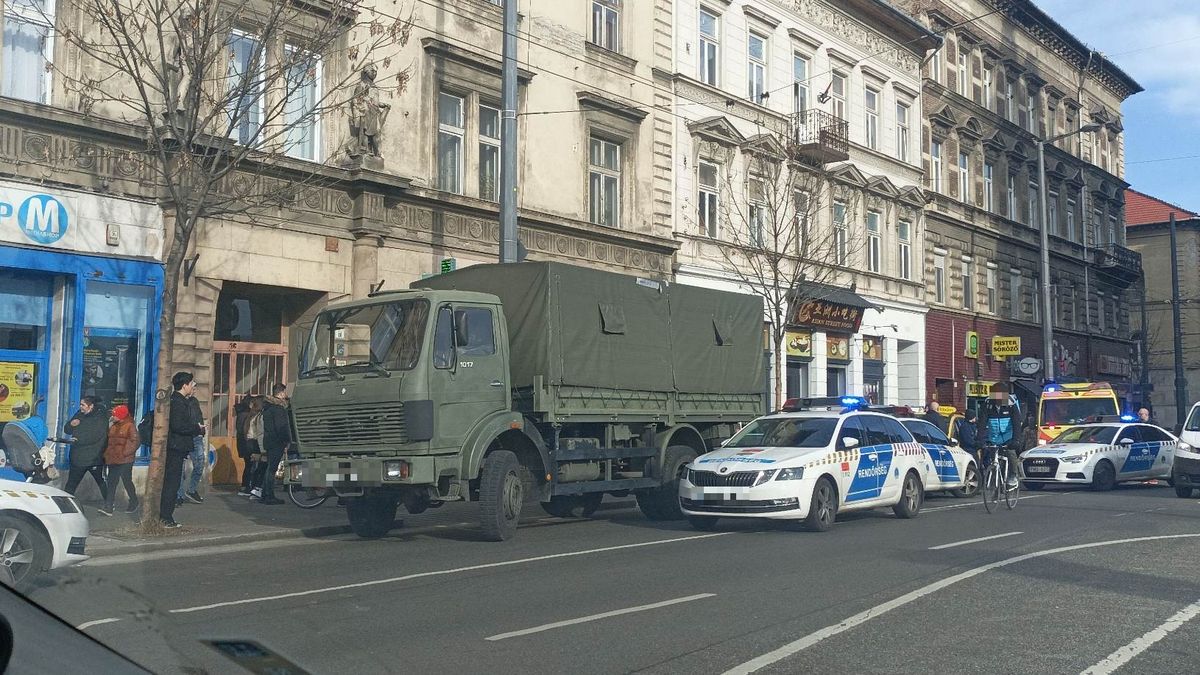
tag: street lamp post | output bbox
[1037,124,1102,383]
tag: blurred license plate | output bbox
[1026,466,1051,474]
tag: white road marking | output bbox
[724,533,1200,675]
[928,531,1023,550]
[924,493,1055,512]
[485,593,716,641]
[1081,597,1200,675]
[77,617,122,630]
[169,532,731,615]
[82,536,342,567]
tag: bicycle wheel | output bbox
[1004,460,1020,510]
[288,484,329,509]
[982,464,999,514]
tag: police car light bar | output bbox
[1120,414,1137,422]
[840,396,868,410]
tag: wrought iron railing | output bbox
[788,109,849,161]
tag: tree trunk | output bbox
[774,333,786,411]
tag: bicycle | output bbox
[980,444,1020,512]
[276,457,333,509]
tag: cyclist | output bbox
[977,382,1023,489]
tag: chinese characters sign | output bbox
[791,300,865,332]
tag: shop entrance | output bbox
[0,273,53,480]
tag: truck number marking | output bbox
[459,361,474,368]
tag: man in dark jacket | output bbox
[160,371,202,528]
[924,396,948,434]
[258,383,292,505]
[64,396,109,502]
[978,382,1023,489]
[955,409,980,462]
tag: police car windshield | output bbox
[726,417,838,448]
[1041,398,1118,426]
[1053,426,1118,444]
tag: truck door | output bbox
[429,304,508,452]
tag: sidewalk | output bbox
[81,487,480,556]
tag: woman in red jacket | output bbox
[99,404,140,516]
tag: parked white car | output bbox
[1019,421,1178,491]
[0,479,89,591]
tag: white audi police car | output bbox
[0,478,89,591]
[898,418,980,497]
[1019,419,1179,491]
[679,398,929,532]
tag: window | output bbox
[1026,87,1039,133]
[1018,88,1030,131]
[1048,192,1058,236]
[1010,269,1022,319]
[3,0,54,103]
[589,136,621,227]
[1007,173,1017,220]
[433,306,454,370]
[227,31,265,144]
[590,0,619,52]
[830,72,847,121]
[1004,79,1015,121]
[986,267,997,314]
[896,103,910,161]
[957,49,969,96]
[1032,275,1041,323]
[866,211,881,273]
[833,201,848,264]
[983,162,994,211]
[478,104,501,201]
[931,141,943,193]
[794,190,810,253]
[982,65,993,110]
[1094,208,1106,246]
[1027,182,1039,227]
[827,367,847,397]
[1066,285,1077,329]
[1108,215,1118,247]
[930,49,943,84]
[793,54,809,112]
[748,177,766,247]
[454,307,496,356]
[958,151,970,203]
[864,87,879,150]
[934,253,946,304]
[1067,199,1077,241]
[898,221,912,281]
[961,258,974,310]
[698,160,719,238]
[283,46,321,161]
[1097,293,1106,331]
[699,9,719,86]
[748,32,767,103]
[438,92,465,194]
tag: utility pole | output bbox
[1169,212,1188,429]
[1139,273,1150,408]
[498,0,519,263]
[1037,141,1054,383]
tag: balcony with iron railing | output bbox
[787,109,849,165]
[1093,243,1142,288]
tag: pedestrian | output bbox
[978,382,1023,489]
[63,396,110,503]
[160,371,203,528]
[176,382,207,506]
[955,409,980,463]
[98,404,139,516]
[1022,411,1038,451]
[924,396,948,434]
[1138,407,1153,424]
[235,396,264,497]
[258,383,291,505]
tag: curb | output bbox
[86,522,356,557]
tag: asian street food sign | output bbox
[790,299,865,332]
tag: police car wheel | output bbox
[688,516,719,531]
[1023,481,1045,491]
[804,477,837,532]
[951,463,980,498]
[892,472,923,519]
[0,515,50,592]
[1091,461,1117,492]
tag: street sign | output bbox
[1012,357,1042,376]
[991,336,1021,360]
[964,331,979,359]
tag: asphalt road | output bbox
[20,484,1200,674]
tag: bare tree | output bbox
[685,135,864,408]
[48,0,413,528]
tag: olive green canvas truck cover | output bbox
[414,262,764,404]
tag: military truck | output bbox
[286,261,764,540]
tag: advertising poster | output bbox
[784,330,812,357]
[82,334,140,410]
[0,362,36,422]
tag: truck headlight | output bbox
[776,467,805,481]
[384,460,410,481]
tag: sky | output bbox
[1036,0,1200,210]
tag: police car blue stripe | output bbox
[846,444,892,502]
[1120,442,1161,474]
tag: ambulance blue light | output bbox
[1044,384,1058,393]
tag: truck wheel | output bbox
[346,494,398,539]
[636,446,696,521]
[480,450,523,541]
[0,515,51,592]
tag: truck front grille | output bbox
[293,403,408,447]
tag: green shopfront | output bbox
[0,178,163,480]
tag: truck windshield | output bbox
[1040,398,1118,426]
[301,299,430,377]
[1052,426,1118,444]
[725,417,838,448]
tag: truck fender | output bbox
[647,425,707,477]
[461,411,551,488]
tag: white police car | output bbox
[679,398,929,532]
[898,418,980,497]
[1019,418,1179,491]
[0,478,89,591]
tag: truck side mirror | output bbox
[454,311,470,347]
